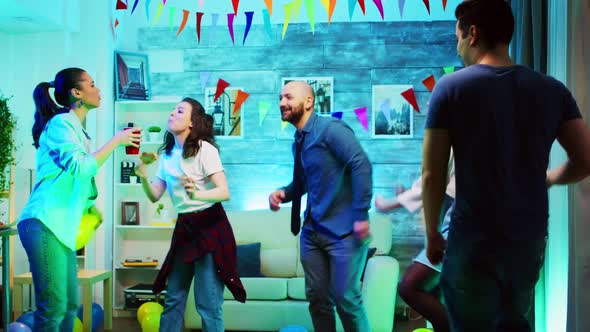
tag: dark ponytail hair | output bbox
[32,67,85,148]
[159,97,218,158]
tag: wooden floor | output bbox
[95,316,428,332]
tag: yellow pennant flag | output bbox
[293,0,303,20]
[320,0,329,12]
[281,121,289,131]
[282,2,294,39]
[258,101,271,126]
[152,2,164,26]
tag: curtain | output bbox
[510,0,548,73]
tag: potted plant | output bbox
[156,203,170,222]
[0,94,17,198]
[147,126,161,142]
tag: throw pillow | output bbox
[236,242,264,277]
[361,247,377,281]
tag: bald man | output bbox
[268,81,373,331]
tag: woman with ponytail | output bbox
[18,68,141,331]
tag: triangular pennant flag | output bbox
[152,2,164,26]
[233,90,250,115]
[177,9,190,37]
[401,88,420,113]
[243,11,254,45]
[281,121,289,131]
[422,75,436,92]
[423,0,430,14]
[348,0,357,20]
[200,72,210,91]
[354,107,369,131]
[211,13,219,27]
[380,99,391,123]
[116,0,128,10]
[328,0,336,24]
[199,0,204,8]
[227,13,235,45]
[162,0,166,4]
[145,0,152,22]
[282,2,294,40]
[114,18,120,28]
[232,0,240,15]
[398,0,406,18]
[168,6,176,31]
[331,112,343,120]
[259,101,271,126]
[131,0,140,15]
[263,9,273,40]
[214,79,230,102]
[293,0,303,20]
[264,0,273,16]
[358,0,366,15]
[110,16,116,39]
[320,0,329,13]
[373,0,384,20]
[442,0,448,10]
[443,66,455,74]
[196,12,204,43]
[305,0,315,33]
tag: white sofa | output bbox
[184,208,399,331]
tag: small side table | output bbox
[14,269,113,332]
[0,227,18,332]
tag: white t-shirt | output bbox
[156,140,224,214]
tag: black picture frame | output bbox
[121,201,140,225]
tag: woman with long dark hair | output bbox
[18,67,140,331]
[134,97,245,332]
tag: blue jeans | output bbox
[159,253,224,332]
[300,224,370,332]
[440,226,546,332]
[18,218,78,332]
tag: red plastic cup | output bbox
[125,128,141,155]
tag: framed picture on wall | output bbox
[121,201,140,225]
[372,85,414,139]
[281,77,334,115]
[114,51,151,100]
[203,87,244,138]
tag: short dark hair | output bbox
[455,0,514,48]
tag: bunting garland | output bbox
[305,0,315,33]
[232,0,240,15]
[227,13,235,44]
[131,0,140,15]
[145,0,152,21]
[422,0,430,14]
[373,0,384,20]
[264,0,273,16]
[358,0,366,15]
[196,12,204,43]
[243,11,254,45]
[176,9,190,37]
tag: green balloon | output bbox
[137,302,163,324]
[141,312,161,332]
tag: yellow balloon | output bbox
[137,302,164,324]
[73,317,84,332]
[141,312,161,332]
[412,329,433,332]
[76,212,102,250]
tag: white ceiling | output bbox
[0,0,79,34]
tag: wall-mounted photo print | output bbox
[114,51,151,101]
[121,201,140,225]
[281,77,334,115]
[372,85,414,139]
[204,87,244,138]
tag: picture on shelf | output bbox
[204,87,243,137]
[114,51,150,100]
[121,201,140,225]
[372,85,414,139]
[281,77,334,115]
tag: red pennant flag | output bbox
[214,79,230,102]
[401,88,420,113]
[176,9,190,37]
[423,0,430,14]
[422,75,436,92]
[373,0,384,20]
[233,90,250,115]
[115,18,120,28]
[116,0,128,10]
[232,0,240,15]
[358,0,366,14]
[196,12,204,44]
[442,0,448,11]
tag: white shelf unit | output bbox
[112,100,179,311]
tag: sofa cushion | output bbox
[237,242,263,277]
[261,248,298,277]
[287,277,306,300]
[224,277,289,300]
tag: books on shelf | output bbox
[122,257,159,267]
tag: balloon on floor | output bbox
[136,301,163,324]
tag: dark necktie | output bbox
[291,133,305,236]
